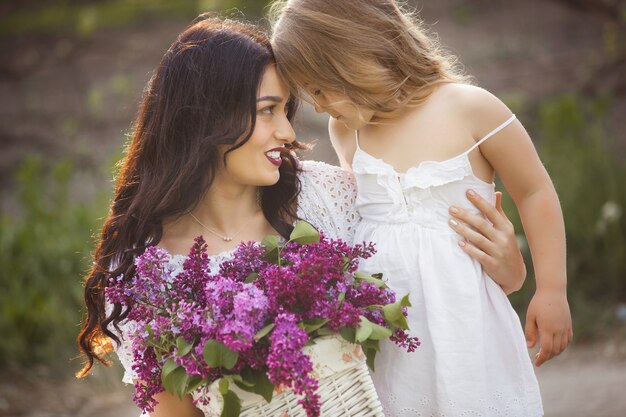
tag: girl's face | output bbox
[309,89,375,130]
[219,65,296,187]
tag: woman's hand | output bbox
[448,189,526,294]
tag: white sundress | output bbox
[351,114,544,417]
[110,160,361,416]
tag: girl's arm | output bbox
[465,87,573,366]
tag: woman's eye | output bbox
[312,89,321,96]
[259,106,275,114]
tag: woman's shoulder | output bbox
[298,159,355,183]
[296,160,359,239]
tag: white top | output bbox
[107,160,360,414]
[352,114,544,417]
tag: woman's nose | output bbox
[276,118,296,144]
[314,103,324,114]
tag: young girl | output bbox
[270,1,572,415]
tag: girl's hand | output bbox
[525,288,573,367]
[448,190,526,294]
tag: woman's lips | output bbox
[265,149,283,166]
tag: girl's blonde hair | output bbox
[269,0,470,121]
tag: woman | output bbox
[77,15,526,416]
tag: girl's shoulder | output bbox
[431,83,515,139]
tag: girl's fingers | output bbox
[560,332,570,355]
[535,331,553,367]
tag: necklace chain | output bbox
[187,211,249,242]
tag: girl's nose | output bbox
[314,103,324,114]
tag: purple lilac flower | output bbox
[267,312,320,417]
[107,229,418,417]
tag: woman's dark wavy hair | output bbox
[77,15,302,377]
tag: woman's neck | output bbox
[160,181,266,256]
[192,182,261,232]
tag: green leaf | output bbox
[337,292,345,303]
[254,323,275,340]
[262,234,280,263]
[218,378,230,396]
[221,389,242,417]
[176,337,194,357]
[302,318,329,333]
[161,358,178,381]
[316,327,335,336]
[354,271,386,288]
[239,368,275,403]
[203,340,240,370]
[365,348,377,372]
[173,370,190,399]
[400,294,412,307]
[368,321,393,340]
[244,272,260,283]
[289,220,320,244]
[162,364,188,398]
[382,300,403,323]
[340,326,356,343]
[361,338,381,353]
[383,294,411,329]
[186,375,206,393]
[355,316,373,343]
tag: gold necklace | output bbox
[187,211,251,242]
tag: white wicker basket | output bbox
[194,335,384,416]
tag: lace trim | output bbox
[379,388,542,417]
[298,160,359,243]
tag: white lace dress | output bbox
[109,160,360,416]
[352,115,543,417]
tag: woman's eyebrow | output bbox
[257,95,283,103]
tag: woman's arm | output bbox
[448,190,526,294]
[144,389,204,417]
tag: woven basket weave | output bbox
[195,336,385,416]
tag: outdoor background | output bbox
[1,0,625,416]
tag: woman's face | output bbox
[220,65,296,187]
[309,88,375,130]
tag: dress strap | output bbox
[354,130,361,149]
[465,114,516,154]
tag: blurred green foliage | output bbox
[0,0,272,38]
[0,157,108,368]
[507,94,626,340]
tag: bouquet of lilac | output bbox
[106,221,419,417]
